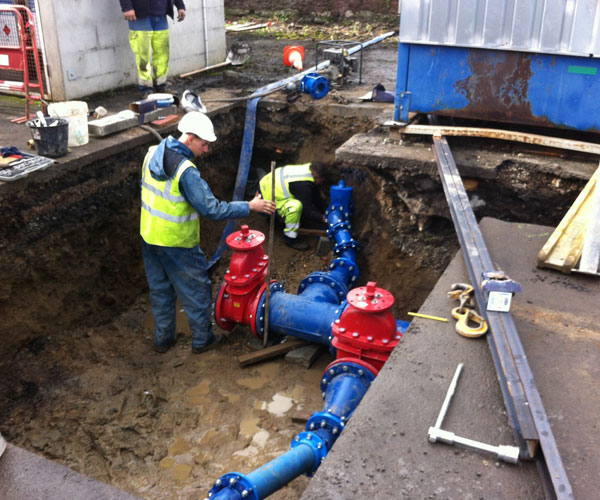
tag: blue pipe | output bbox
[264,290,341,344]
[252,181,359,343]
[208,32,395,268]
[206,361,377,500]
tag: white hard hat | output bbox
[177,111,217,142]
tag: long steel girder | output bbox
[431,134,574,500]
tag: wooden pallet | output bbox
[537,163,600,273]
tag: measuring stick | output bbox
[408,312,448,322]
[263,160,276,348]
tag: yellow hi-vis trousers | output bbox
[129,29,170,88]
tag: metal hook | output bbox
[451,307,488,338]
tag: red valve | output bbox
[332,282,400,370]
[216,226,269,330]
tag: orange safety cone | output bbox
[283,45,304,70]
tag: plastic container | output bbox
[26,117,69,158]
[48,101,89,147]
[147,93,175,108]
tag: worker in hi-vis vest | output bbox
[140,112,275,354]
[258,163,329,251]
[119,0,185,95]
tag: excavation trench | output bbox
[0,102,592,499]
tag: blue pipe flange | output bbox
[300,73,330,100]
[328,257,359,282]
[325,205,352,221]
[207,472,258,500]
[298,271,347,301]
[327,220,352,238]
[290,431,328,474]
[306,411,344,437]
[334,239,360,256]
[321,361,376,393]
[254,282,285,337]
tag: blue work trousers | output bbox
[142,241,215,350]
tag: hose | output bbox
[139,124,164,143]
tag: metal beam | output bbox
[431,134,574,500]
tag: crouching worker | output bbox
[258,162,329,251]
[140,112,276,354]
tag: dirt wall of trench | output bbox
[0,111,245,360]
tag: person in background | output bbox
[258,163,329,251]
[119,0,186,96]
[140,112,276,354]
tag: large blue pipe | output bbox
[206,360,377,500]
[253,181,359,343]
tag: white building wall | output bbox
[37,0,225,101]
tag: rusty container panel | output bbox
[400,0,600,58]
[395,43,600,131]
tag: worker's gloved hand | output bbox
[248,193,276,215]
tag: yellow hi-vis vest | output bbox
[140,146,200,248]
[259,163,313,203]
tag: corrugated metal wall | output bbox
[399,0,600,57]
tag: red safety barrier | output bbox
[0,5,45,121]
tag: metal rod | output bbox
[433,363,463,430]
[263,160,276,348]
[431,133,574,499]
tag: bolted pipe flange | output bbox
[334,239,360,256]
[298,271,347,301]
[328,257,359,282]
[306,411,345,437]
[320,358,377,393]
[254,281,285,338]
[326,220,352,240]
[207,472,259,500]
[290,431,328,474]
[214,282,237,330]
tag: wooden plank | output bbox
[285,344,324,369]
[537,163,600,272]
[237,338,308,367]
[385,122,600,156]
[298,228,328,236]
[180,60,231,78]
[577,175,600,275]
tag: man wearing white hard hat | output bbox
[140,112,275,354]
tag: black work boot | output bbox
[284,235,309,251]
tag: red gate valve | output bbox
[331,281,401,371]
[215,226,269,329]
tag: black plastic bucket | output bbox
[26,117,69,158]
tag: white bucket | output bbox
[48,101,89,147]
